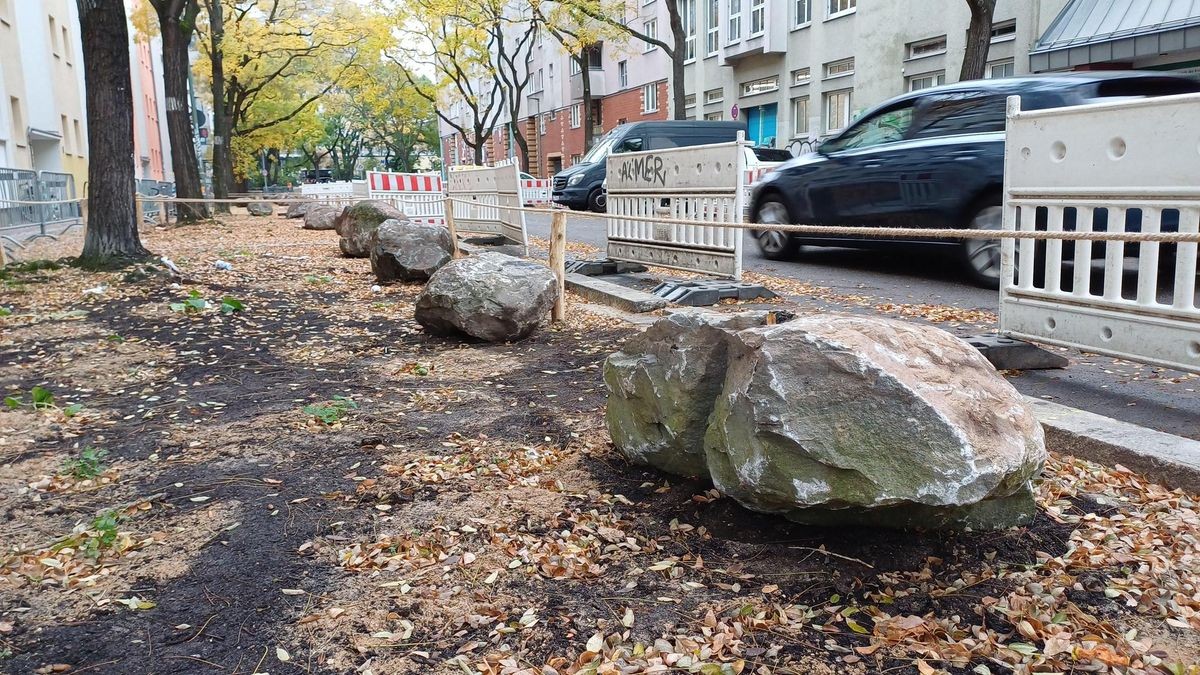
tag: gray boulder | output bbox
[335,200,405,257]
[285,201,311,219]
[603,310,781,478]
[415,252,558,342]
[247,201,273,216]
[370,219,453,282]
[302,206,338,231]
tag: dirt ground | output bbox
[1,214,1197,675]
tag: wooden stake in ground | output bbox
[443,196,462,258]
[549,209,567,322]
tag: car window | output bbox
[615,137,644,153]
[826,103,915,152]
[751,147,793,162]
[910,92,1006,139]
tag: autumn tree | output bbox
[341,62,441,173]
[482,0,539,171]
[960,0,998,80]
[76,0,151,267]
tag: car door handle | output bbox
[863,162,882,168]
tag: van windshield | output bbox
[580,134,617,164]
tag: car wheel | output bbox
[960,205,1005,289]
[754,197,799,260]
[588,188,606,213]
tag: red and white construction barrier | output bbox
[366,171,446,225]
[521,178,552,206]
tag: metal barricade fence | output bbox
[605,136,748,279]
[0,168,40,235]
[36,172,83,229]
[137,179,163,223]
[300,181,366,205]
[366,171,446,225]
[1001,93,1200,374]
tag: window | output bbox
[909,93,1006,139]
[61,115,70,154]
[827,103,914,150]
[791,97,809,136]
[62,26,71,64]
[49,16,59,56]
[704,87,724,104]
[681,0,697,60]
[794,0,811,26]
[570,58,581,75]
[642,83,659,113]
[990,20,1016,42]
[792,67,810,86]
[539,114,547,135]
[907,36,946,59]
[705,111,724,121]
[706,0,719,55]
[824,89,852,133]
[987,59,1014,79]
[684,94,696,108]
[571,153,582,164]
[10,97,24,146]
[532,69,544,92]
[824,58,854,78]
[0,0,11,25]
[643,19,657,51]
[749,0,765,36]
[618,61,628,88]
[727,0,741,42]
[907,72,945,91]
[73,119,83,155]
[741,76,779,97]
[570,103,581,129]
[826,0,855,17]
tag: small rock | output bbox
[285,202,311,219]
[247,201,273,216]
[302,206,337,231]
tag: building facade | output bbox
[0,0,89,190]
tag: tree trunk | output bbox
[512,125,530,173]
[579,52,594,151]
[158,8,208,222]
[960,0,997,81]
[77,0,151,267]
[207,0,230,213]
[665,0,687,119]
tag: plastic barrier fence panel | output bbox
[367,171,445,225]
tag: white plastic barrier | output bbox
[605,138,748,279]
[300,181,366,205]
[521,178,552,206]
[367,171,446,225]
[447,160,528,250]
[1001,94,1200,374]
[742,166,781,220]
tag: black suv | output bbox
[749,72,1200,287]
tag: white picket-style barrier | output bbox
[521,178,553,206]
[447,160,528,250]
[367,171,446,225]
[299,181,366,205]
[1001,93,1200,374]
[605,137,749,279]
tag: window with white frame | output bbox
[570,103,581,128]
[570,58,581,75]
[907,72,945,91]
[749,0,765,36]
[990,20,1016,42]
[684,94,696,108]
[792,67,810,85]
[907,35,946,59]
[741,75,778,97]
[824,89,852,133]
[791,97,809,136]
[706,0,720,55]
[826,0,854,17]
[704,111,724,121]
[704,87,724,104]
[643,19,658,51]
[683,0,697,61]
[727,0,741,42]
[618,60,628,88]
[824,58,853,78]
[539,114,547,135]
[987,59,1015,78]
[532,68,544,92]
[642,83,659,113]
[794,0,811,26]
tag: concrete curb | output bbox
[565,273,668,313]
[1025,398,1200,494]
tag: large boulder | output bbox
[302,206,338,231]
[335,200,405,257]
[603,310,780,478]
[247,201,273,216]
[286,201,311,219]
[604,312,1046,530]
[415,252,558,342]
[370,219,454,282]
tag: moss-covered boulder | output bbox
[334,200,405,257]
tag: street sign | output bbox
[730,104,739,120]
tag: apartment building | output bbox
[0,0,89,190]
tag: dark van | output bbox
[553,120,748,212]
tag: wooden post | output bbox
[443,196,461,258]
[134,195,143,227]
[549,209,567,322]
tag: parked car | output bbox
[748,72,1200,288]
[553,120,747,212]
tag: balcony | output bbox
[569,68,606,100]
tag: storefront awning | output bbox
[1030,0,1200,71]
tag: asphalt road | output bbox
[525,211,1200,441]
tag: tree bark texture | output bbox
[154,0,207,222]
[77,0,151,266]
[665,0,687,120]
[207,0,230,212]
[960,0,997,81]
